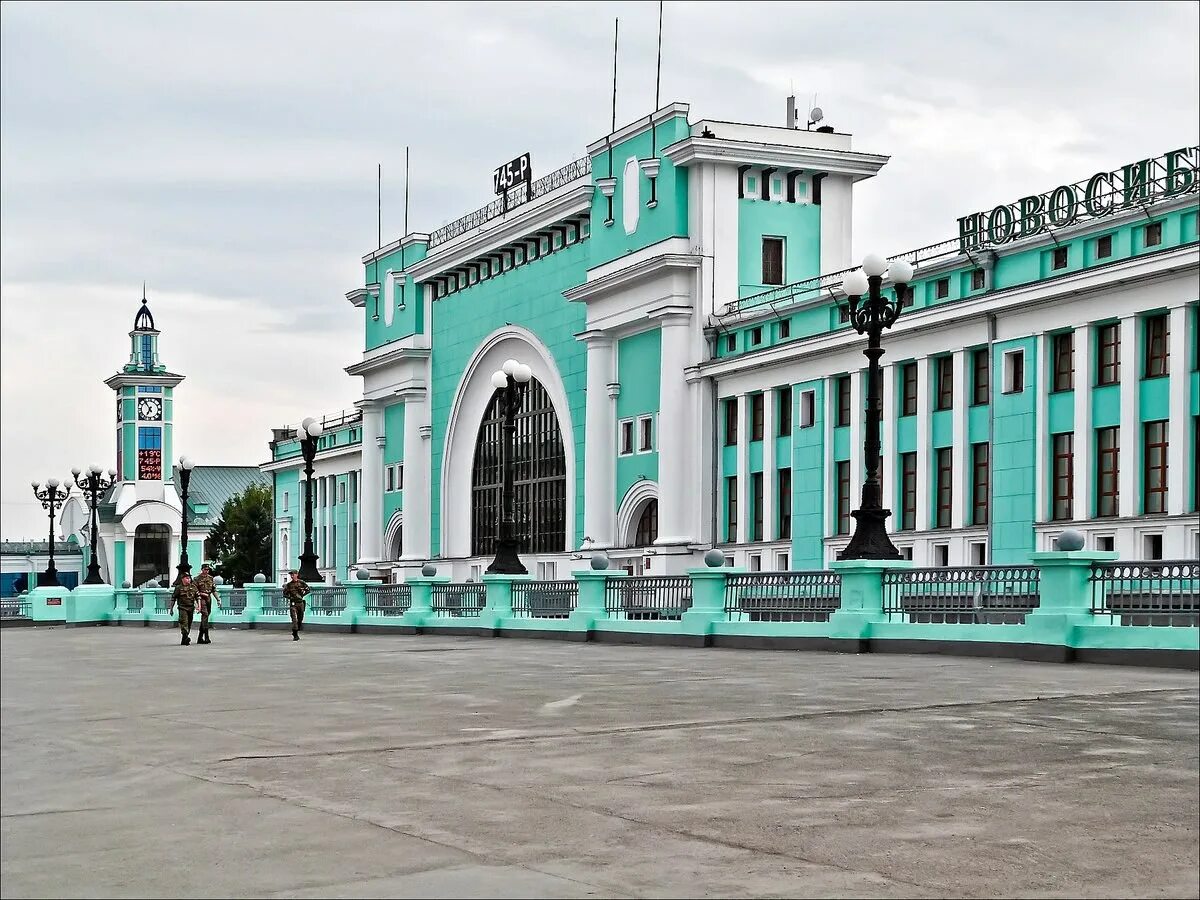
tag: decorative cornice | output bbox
[647,303,693,324]
[586,102,690,156]
[418,424,432,440]
[575,330,614,348]
[564,253,702,304]
[662,137,889,181]
[361,233,431,266]
[104,372,185,391]
[606,382,621,398]
[344,344,431,377]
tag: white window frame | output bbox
[385,465,395,492]
[969,541,987,566]
[932,543,950,567]
[1142,533,1163,561]
[636,415,655,454]
[282,490,289,512]
[749,553,762,572]
[1003,349,1025,394]
[338,481,346,504]
[618,418,635,457]
[397,463,404,490]
[1093,532,1116,552]
[774,550,789,571]
[799,390,816,428]
[761,236,786,286]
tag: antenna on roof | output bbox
[377,163,382,249]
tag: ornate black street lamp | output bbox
[72,464,117,584]
[30,477,71,587]
[174,456,196,584]
[296,417,323,583]
[836,254,914,562]
[486,358,532,575]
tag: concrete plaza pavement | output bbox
[1,627,1197,899]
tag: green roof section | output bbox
[176,465,269,525]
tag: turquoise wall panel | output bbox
[113,540,125,586]
[896,415,917,453]
[1091,385,1121,428]
[383,403,405,465]
[122,426,136,481]
[791,380,825,569]
[721,443,737,476]
[991,337,1038,563]
[774,435,791,467]
[736,199,820,299]
[930,410,953,449]
[364,242,428,352]
[616,329,662,418]
[1048,391,1074,434]
[967,404,990,443]
[1139,377,1170,421]
[749,441,764,473]
[1191,371,1200,416]
[616,456,660,522]
[832,426,850,460]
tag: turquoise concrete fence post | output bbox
[680,565,734,645]
[402,575,450,628]
[481,574,527,631]
[244,583,265,627]
[568,570,619,635]
[69,584,116,625]
[828,559,911,650]
[344,580,369,630]
[26,586,70,622]
[1025,549,1117,652]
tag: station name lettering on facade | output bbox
[958,146,1200,253]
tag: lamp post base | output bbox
[36,567,61,588]
[297,551,322,584]
[837,506,903,562]
[173,560,192,586]
[485,538,527,576]
[83,563,105,585]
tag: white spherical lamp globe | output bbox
[31,480,40,489]
[300,416,315,434]
[47,477,60,488]
[502,358,519,377]
[491,371,509,390]
[90,463,102,474]
[841,270,869,297]
[108,469,118,480]
[180,456,193,471]
[71,466,82,477]
[888,260,914,284]
[861,254,888,277]
[306,420,323,438]
[514,363,532,384]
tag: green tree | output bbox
[207,484,272,586]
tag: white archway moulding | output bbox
[117,501,183,537]
[440,326,578,559]
[383,509,404,561]
[615,478,659,549]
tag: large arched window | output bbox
[633,499,658,548]
[133,523,171,587]
[471,377,566,556]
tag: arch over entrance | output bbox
[616,479,659,548]
[384,510,404,561]
[470,376,567,556]
[133,523,171,587]
[440,327,577,558]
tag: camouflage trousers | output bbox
[198,596,212,629]
[289,600,306,629]
[177,605,194,638]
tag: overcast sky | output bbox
[2,1,1197,540]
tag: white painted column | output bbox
[915,356,931,531]
[1073,324,1092,523]
[881,363,897,531]
[1034,333,1049,524]
[762,386,777,541]
[848,368,864,521]
[580,332,616,548]
[951,349,967,529]
[399,388,431,562]
[654,311,694,546]
[821,378,833,549]
[818,176,854,275]
[1118,316,1139,518]
[1166,304,1189,516]
[735,390,750,545]
[356,401,383,564]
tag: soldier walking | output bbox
[284,570,310,641]
[193,564,218,645]
[169,573,199,646]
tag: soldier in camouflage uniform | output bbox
[169,574,199,646]
[283,570,310,641]
[193,564,218,645]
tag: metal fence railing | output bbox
[605,576,693,621]
[308,586,347,615]
[261,587,288,615]
[125,593,144,613]
[431,583,486,618]
[0,599,31,619]
[223,588,247,614]
[1089,561,1199,627]
[365,584,412,616]
[154,592,172,613]
[725,572,842,622]
[881,566,1041,624]
[511,580,578,618]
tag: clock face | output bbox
[138,397,163,421]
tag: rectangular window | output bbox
[1097,234,1113,259]
[385,466,395,492]
[750,326,763,346]
[726,476,738,540]
[752,473,764,541]
[638,416,653,452]
[749,553,762,572]
[970,268,985,291]
[1052,246,1069,270]
[901,453,917,531]
[935,356,953,411]
[1143,533,1163,561]
[762,237,784,285]
[1096,534,1115,552]
[397,464,403,490]
[800,390,815,428]
[777,467,792,540]
[751,393,765,441]
[775,551,790,571]
[779,319,791,339]
[900,545,913,560]
[1144,221,1162,248]
[1003,349,1024,394]
[1052,332,1075,391]
[283,491,289,512]
[933,544,950,567]
[1052,432,1074,521]
[725,333,736,353]
[1096,426,1120,517]
[773,387,791,436]
[972,348,990,405]
[836,375,852,427]
[1097,323,1120,385]
[836,461,851,535]
[969,542,986,566]
[901,363,918,416]
[972,442,989,526]
[338,481,346,504]
[935,447,952,528]
[1144,313,1169,378]
[724,398,738,446]
[935,277,949,299]
[620,420,634,455]
[1143,420,1168,514]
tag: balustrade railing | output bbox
[155,592,172,613]
[605,576,692,621]
[223,588,247,614]
[1089,561,1199,627]
[511,580,578,618]
[308,586,347,615]
[261,587,287,615]
[365,583,412,616]
[881,566,1041,624]
[0,599,31,619]
[126,593,144,613]
[725,572,841,622]
[431,583,486,618]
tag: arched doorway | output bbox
[633,499,658,547]
[133,523,171,587]
[470,376,567,556]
